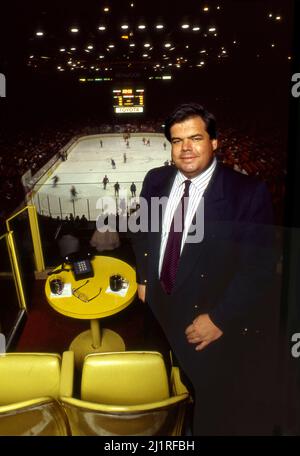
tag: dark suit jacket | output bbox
[132,161,275,354]
[131,162,276,433]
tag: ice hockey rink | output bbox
[32,133,171,220]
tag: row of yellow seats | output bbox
[0,351,189,436]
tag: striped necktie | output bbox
[160,179,191,294]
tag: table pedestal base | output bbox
[69,328,125,368]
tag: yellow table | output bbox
[45,256,137,367]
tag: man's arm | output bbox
[208,181,276,330]
[130,171,152,299]
[186,181,276,349]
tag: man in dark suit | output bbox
[132,103,277,435]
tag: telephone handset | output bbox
[64,252,94,281]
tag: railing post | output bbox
[59,197,63,219]
[87,199,91,221]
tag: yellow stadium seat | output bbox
[60,351,189,436]
[0,351,74,435]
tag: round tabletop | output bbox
[45,256,137,320]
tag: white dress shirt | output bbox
[159,157,217,275]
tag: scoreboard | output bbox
[113,88,144,113]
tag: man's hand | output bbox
[137,284,146,302]
[185,313,223,351]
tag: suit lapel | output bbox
[173,164,230,291]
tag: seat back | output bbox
[0,353,61,405]
[81,351,170,405]
[61,351,189,436]
[0,351,74,436]
[0,398,70,436]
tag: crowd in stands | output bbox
[0,119,287,232]
[216,128,286,222]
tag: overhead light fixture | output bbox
[138,24,146,29]
[36,31,44,36]
[156,24,164,29]
[70,28,79,33]
[121,25,129,29]
[192,26,200,31]
[181,24,190,29]
[98,26,106,31]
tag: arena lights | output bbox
[36,31,44,36]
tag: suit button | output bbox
[200,273,206,278]
[143,279,147,284]
[194,304,199,309]
[144,253,148,256]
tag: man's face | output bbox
[170,116,218,178]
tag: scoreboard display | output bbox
[113,88,144,113]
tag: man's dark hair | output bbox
[164,103,217,142]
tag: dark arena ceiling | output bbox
[0,0,294,81]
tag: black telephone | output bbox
[64,251,94,281]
